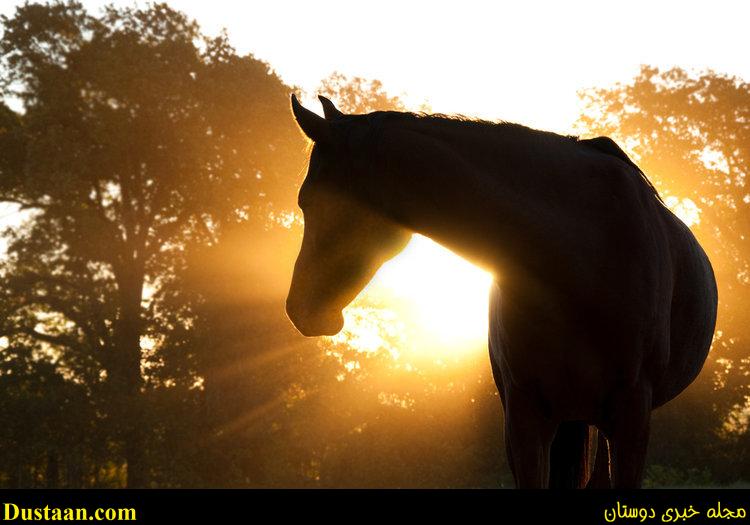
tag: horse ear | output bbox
[318,95,343,120]
[291,94,331,143]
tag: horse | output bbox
[285,95,718,488]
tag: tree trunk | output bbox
[46,450,59,488]
[120,304,146,489]
[124,412,146,488]
[113,262,147,489]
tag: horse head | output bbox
[285,95,410,336]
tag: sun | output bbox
[336,235,493,360]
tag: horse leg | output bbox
[505,388,556,488]
[499,392,518,485]
[585,429,611,488]
[489,351,517,483]
[549,421,591,488]
[604,384,652,488]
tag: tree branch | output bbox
[20,327,82,351]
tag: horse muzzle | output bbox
[285,299,344,337]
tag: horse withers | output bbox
[285,95,718,488]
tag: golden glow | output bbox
[664,195,701,228]
[328,306,404,359]
[332,235,493,360]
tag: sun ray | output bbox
[338,235,493,360]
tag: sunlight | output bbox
[665,196,701,228]
[328,306,404,360]
[338,235,493,359]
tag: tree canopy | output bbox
[0,0,304,487]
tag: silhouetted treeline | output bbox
[0,2,747,487]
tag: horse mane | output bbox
[344,110,665,205]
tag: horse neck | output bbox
[358,120,577,283]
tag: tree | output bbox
[0,1,304,487]
[318,72,408,114]
[577,66,750,481]
[0,340,102,488]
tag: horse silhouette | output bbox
[285,95,718,488]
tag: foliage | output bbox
[318,72,407,114]
[0,0,304,487]
[643,465,714,489]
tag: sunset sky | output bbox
[1,0,747,352]
[3,0,747,132]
